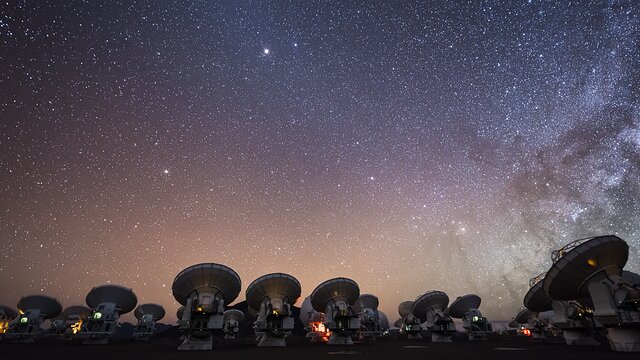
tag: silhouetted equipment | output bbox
[172,263,241,350]
[223,309,245,339]
[397,300,422,339]
[353,294,384,340]
[413,291,455,342]
[525,272,600,346]
[78,284,137,344]
[4,295,62,343]
[133,303,165,341]
[49,306,91,338]
[300,296,329,343]
[543,235,640,352]
[0,305,18,336]
[447,294,492,341]
[310,277,360,345]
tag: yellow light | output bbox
[587,258,597,267]
[0,320,8,334]
[71,320,83,335]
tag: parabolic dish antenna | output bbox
[523,279,553,312]
[223,309,245,323]
[310,277,360,312]
[412,291,449,320]
[17,295,62,319]
[0,305,18,320]
[61,306,91,320]
[447,294,481,318]
[172,263,241,306]
[176,306,185,320]
[353,294,379,312]
[543,235,628,300]
[86,285,137,314]
[515,308,533,324]
[134,303,165,321]
[245,273,301,312]
[398,301,414,317]
[299,296,314,324]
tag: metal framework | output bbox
[551,237,595,263]
[529,272,546,288]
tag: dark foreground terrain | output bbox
[1,334,637,360]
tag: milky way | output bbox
[1,1,639,323]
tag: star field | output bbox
[1,0,639,323]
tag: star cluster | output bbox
[1,0,639,322]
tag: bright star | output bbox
[163,169,169,174]
[263,48,270,55]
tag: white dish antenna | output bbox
[245,273,301,313]
[172,263,241,306]
[310,277,361,345]
[171,263,241,350]
[310,277,359,312]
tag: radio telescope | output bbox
[514,308,539,337]
[133,303,165,341]
[49,306,91,338]
[246,273,301,347]
[447,294,492,341]
[413,291,455,342]
[396,300,422,339]
[543,235,640,352]
[300,296,329,343]
[310,277,360,345]
[4,295,62,343]
[0,305,18,336]
[172,263,241,350]
[176,306,185,323]
[353,294,383,340]
[222,309,244,339]
[77,284,137,344]
[525,272,599,346]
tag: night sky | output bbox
[1,0,639,323]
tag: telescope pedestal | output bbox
[178,333,213,351]
[258,333,286,347]
[606,328,640,352]
[563,330,599,346]
[328,333,353,345]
